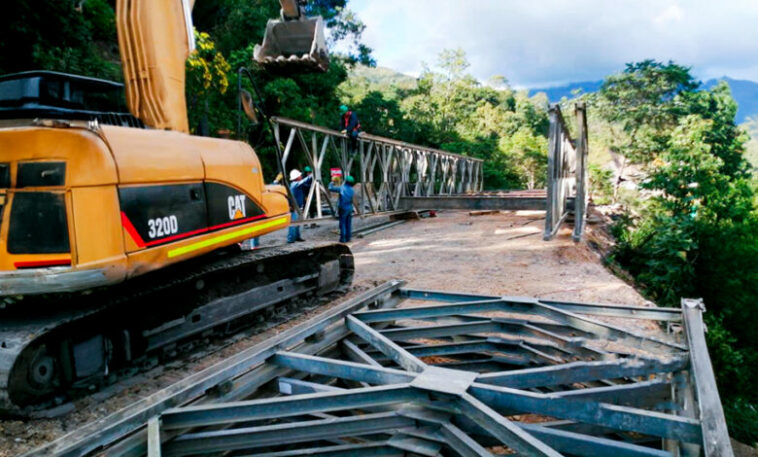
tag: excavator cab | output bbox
[254,0,329,72]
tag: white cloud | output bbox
[348,0,758,87]
[653,4,684,26]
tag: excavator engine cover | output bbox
[254,15,329,72]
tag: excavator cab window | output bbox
[7,192,70,255]
[17,162,66,188]
[0,164,8,188]
[0,164,7,228]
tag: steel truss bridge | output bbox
[272,117,484,219]
[271,103,588,241]
[28,281,732,457]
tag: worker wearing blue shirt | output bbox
[339,105,361,155]
[329,175,356,243]
[288,169,312,243]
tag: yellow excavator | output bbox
[0,0,349,415]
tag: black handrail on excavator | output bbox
[237,66,302,218]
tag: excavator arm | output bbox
[116,0,328,133]
[279,0,304,19]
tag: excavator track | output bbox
[0,241,353,417]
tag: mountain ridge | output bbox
[529,77,758,123]
[347,66,758,124]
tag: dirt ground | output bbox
[280,209,651,306]
[346,210,648,304]
[0,209,745,456]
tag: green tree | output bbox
[338,49,547,189]
[188,0,371,140]
[594,60,698,164]
[602,60,758,444]
[499,127,548,189]
[741,116,758,170]
[186,30,233,136]
[0,0,120,80]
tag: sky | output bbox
[342,0,758,89]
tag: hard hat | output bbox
[339,105,349,114]
[289,169,302,180]
[345,175,355,184]
[304,166,312,173]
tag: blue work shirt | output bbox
[328,182,355,212]
[290,175,312,208]
[339,111,360,135]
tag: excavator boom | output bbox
[116,0,193,132]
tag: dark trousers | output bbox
[338,208,352,243]
[348,131,359,155]
[287,211,300,243]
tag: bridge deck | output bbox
[400,189,551,211]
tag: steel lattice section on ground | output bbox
[27,281,733,457]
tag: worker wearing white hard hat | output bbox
[287,168,312,243]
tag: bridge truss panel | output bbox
[544,103,589,241]
[271,117,483,219]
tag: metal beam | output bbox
[341,339,383,367]
[519,423,672,457]
[552,378,672,409]
[354,299,505,323]
[572,102,589,242]
[85,322,364,457]
[160,384,419,429]
[277,377,344,396]
[438,423,494,457]
[242,442,403,457]
[468,383,702,442]
[355,298,684,354]
[399,195,546,211]
[400,288,682,322]
[346,315,427,373]
[681,299,734,456]
[272,352,415,385]
[387,434,443,456]
[147,418,161,457]
[164,412,413,456]
[456,394,562,457]
[477,357,688,388]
